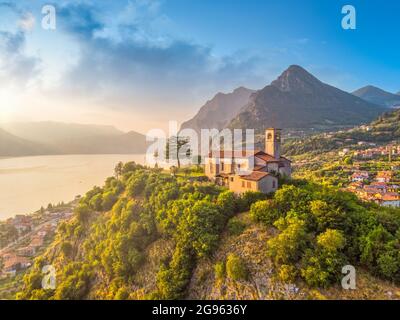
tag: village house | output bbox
[2,255,31,276]
[205,128,291,194]
[350,171,369,182]
[376,171,393,183]
[377,192,400,208]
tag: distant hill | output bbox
[0,122,148,156]
[1,122,124,145]
[0,128,56,157]
[352,85,400,108]
[284,108,400,156]
[180,87,255,132]
[227,65,387,132]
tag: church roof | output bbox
[240,171,274,181]
[208,149,291,163]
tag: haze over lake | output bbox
[0,154,147,220]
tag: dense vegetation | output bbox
[16,162,400,299]
[284,109,400,156]
[250,181,400,287]
[17,162,264,300]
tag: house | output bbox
[16,246,36,257]
[369,182,388,193]
[379,193,400,208]
[204,128,291,194]
[2,255,31,275]
[376,171,393,183]
[350,171,369,182]
[29,235,45,249]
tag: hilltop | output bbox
[14,163,400,300]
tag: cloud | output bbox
[0,30,40,87]
[0,1,41,88]
[53,2,265,119]
[18,12,36,31]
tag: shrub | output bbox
[250,200,280,226]
[214,261,226,280]
[278,264,297,283]
[226,254,248,281]
[227,218,246,236]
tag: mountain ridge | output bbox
[0,122,147,156]
[227,65,387,132]
[180,87,255,133]
[352,85,400,108]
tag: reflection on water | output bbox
[0,154,147,219]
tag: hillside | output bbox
[285,108,400,156]
[0,122,148,156]
[0,128,56,157]
[180,87,255,133]
[352,85,400,108]
[228,65,387,133]
[15,164,400,300]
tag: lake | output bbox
[0,154,148,220]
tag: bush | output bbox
[227,218,246,236]
[237,191,266,212]
[214,261,226,280]
[226,254,248,281]
[278,264,297,283]
[250,200,280,226]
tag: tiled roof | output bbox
[239,171,272,181]
[208,149,291,163]
[253,165,267,171]
[382,193,400,201]
[207,149,261,158]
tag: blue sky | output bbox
[0,0,399,133]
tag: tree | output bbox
[114,162,124,179]
[250,200,280,226]
[301,229,346,288]
[316,229,346,252]
[267,216,309,265]
[166,136,190,168]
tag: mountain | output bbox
[0,122,148,156]
[55,130,148,154]
[228,65,387,132]
[352,85,400,108]
[0,128,56,157]
[180,87,255,132]
[1,122,124,146]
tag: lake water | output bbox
[0,154,147,220]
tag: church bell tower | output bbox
[265,128,281,159]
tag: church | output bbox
[204,128,291,194]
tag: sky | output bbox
[0,0,399,134]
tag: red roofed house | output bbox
[204,128,291,194]
[376,171,393,183]
[377,192,400,208]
